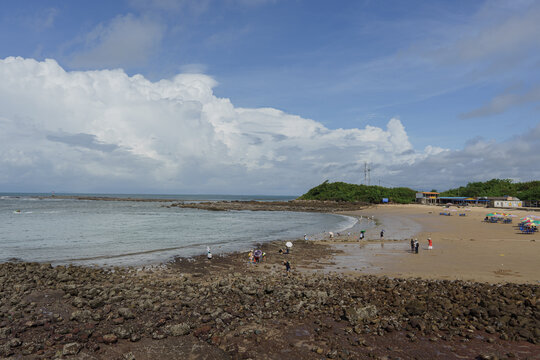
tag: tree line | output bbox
[298,179,540,203]
[440,179,540,201]
[297,181,416,204]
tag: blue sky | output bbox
[0,0,539,194]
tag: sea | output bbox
[0,193,369,267]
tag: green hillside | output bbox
[440,179,540,201]
[298,181,416,204]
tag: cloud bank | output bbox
[0,57,537,194]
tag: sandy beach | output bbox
[322,204,539,284]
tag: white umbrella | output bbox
[286,241,293,248]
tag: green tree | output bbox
[298,181,416,204]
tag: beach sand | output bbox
[322,204,539,284]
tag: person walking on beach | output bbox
[410,239,415,253]
[380,230,384,239]
[283,260,291,276]
[428,238,433,250]
[207,246,212,260]
[414,240,419,254]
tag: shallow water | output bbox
[0,194,358,266]
[320,241,410,274]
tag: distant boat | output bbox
[14,209,21,214]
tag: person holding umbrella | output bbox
[285,241,293,254]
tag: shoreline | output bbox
[1,203,539,358]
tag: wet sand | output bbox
[325,204,540,284]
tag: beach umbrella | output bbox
[253,249,262,257]
[286,241,293,248]
[486,213,496,217]
[450,209,457,212]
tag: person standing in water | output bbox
[380,230,384,239]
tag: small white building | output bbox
[489,196,522,208]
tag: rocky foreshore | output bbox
[1,248,538,359]
[168,200,369,213]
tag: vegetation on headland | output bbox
[440,179,540,201]
[297,181,416,204]
[299,178,540,204]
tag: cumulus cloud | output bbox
[0,57,537,194]
[69,14,164,69]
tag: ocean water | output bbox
[0,194,359,267]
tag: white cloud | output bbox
[179,63,208,74]
[0,57,537,194]
[460,85,540,119]
[386,123,540,190]
[69,14,165,69]
[425,1,540,76]
[34,8,59,31]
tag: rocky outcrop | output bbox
[168,199,369,213]
[0,262,538,358]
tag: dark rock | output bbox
[62,342,82,356]
[118,307,135,319]
[102,334,118,344]
[343,305,378,325]
[166,323,190,336]
[114,326,132,339]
